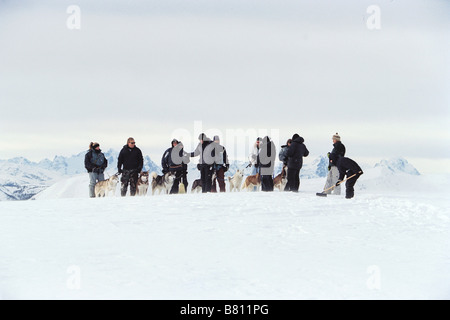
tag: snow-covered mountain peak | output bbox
[374,157,420,175]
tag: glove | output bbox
[328,165,331,171]
[336,180,342,187]
[162,168,168,174]
[248,163,252,167]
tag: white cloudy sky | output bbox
[0,0,449,173]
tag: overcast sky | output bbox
[0,0,449,173]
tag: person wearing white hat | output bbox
[323,133,346,195]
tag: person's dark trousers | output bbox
[261,175,274,192]
[170,170,183,194]
[345,170,361,199]
[181,170,188,190]
[121,169,139,196]
[200,165,213,193]
[211,167,226,193]
[284,168,300,192]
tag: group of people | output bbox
[321,133,363,199]
[84,132,363,199]
[160,134,229,194]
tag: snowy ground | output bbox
[0,174,449,299]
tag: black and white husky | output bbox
[151,172,175,195]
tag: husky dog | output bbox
[136,171,150,196]
[94,174,119,197]
[151,172,175,195]
[242,173,261,191]
[273,166,288,191]
[191,172,217,193]
[228,169,244,192]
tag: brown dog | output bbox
[242,173,261,191]
[273,166,287,191]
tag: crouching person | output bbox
[85,142,108,198]
[330,154,363,199]
[117,137,144,197]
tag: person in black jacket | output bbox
[117,137,144,197]
[84,142,108,198]
[330,154,363,199]
[278,139,292,166]
[258,136,276,192]
[162,139,190,194]
[284,133,309,192]
[323,133,346,195]
[211,135,229,193]
[190,133,214,193]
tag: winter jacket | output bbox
[257,137,276,176]
[249,143,260,167]
[117,145,144,173]
[162,145,190,172]
[85,149,108,173]
[286,136,309,170]
[278,145,289,164]
[330,141,346,166]
[336,157,363,181]
[191,138,214,165]
[211,143,229,166]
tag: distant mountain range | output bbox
[0,149,160,201]
[0,151,419,201]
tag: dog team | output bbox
[85,133,363,199]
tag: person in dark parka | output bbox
[323,133,346,195]
[162,139,190,194]
[211,135,229,193]
[330,154,363,199]
[278,139,292,166]
[258,136,276,192]
[117,137,144,197]
[85,142,108,198]
[190,133,214,193]
[284,133,309,192]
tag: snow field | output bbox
[0,187,449,299]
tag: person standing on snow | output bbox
[84,142,108,198]
[117,137,144,197]
[249,137,262,174]
[284,133,309,192]
[258,136,276,192]
[162,139,190,194]
[278,138,292,166]
[211,135,229,193]
[330,153,363,199]
[248,137,262,191]
[190,133,214,193]
[323,133,346,195]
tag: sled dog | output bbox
[273,166,288,191]
[94,174,119,197]
[151,172,175,195]
[242,173,261,191]
[228,169,244,192]
[136,171,150,196]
